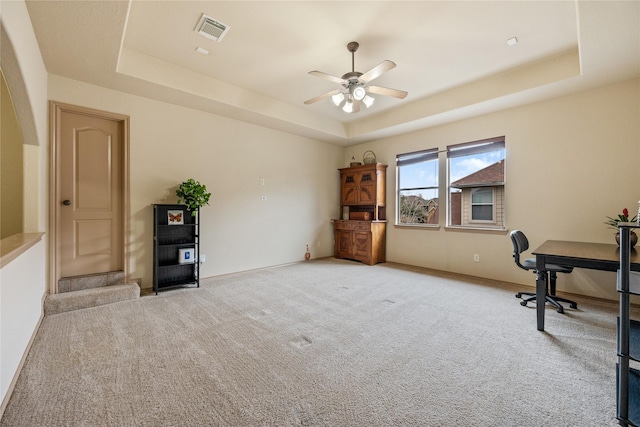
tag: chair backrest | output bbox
[510,230,530,270]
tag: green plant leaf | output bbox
[176,179,211,216]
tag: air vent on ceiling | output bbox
[195,14,230,42]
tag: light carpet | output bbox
[1,258,633,426]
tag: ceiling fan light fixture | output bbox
[342,101,354,113]
[332,92,345,106]
[362,95,375,108]
[352,85,366,101]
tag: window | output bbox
[448,137,505,229]
[471,187,494,221]
[396,148,439,225]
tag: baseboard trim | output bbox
[0,294,45,419]
[147,259,313,292]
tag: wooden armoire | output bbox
[333,163,387,265]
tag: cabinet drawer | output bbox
[352,222,371,231]
[334,220,371,231]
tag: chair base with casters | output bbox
[515,272,578,314]
[510,230,578,314]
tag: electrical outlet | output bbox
[200,254,206,263]
[260,177,265,186]
[474,254,480,262]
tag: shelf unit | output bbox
[617,222,640,426]
[153,204,199,294]
[333,163,387,265]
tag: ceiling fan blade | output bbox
[359,60,396,83]
[303,89,342,105]
[308,70,345,85]
[367,85,408,99]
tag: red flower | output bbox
[605,208,638,230]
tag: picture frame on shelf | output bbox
[168,210,184,225]
[178,248,195,264]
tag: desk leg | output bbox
[535,269,547,333]
[535,254,548,331]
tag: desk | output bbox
[532,240,640,331]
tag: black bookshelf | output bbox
[617,223,640,427]
[153,204,199,294]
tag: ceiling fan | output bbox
[304,41,408,113]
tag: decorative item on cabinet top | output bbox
[350,212,371,220]
[349,156,362,167]
[363,150,376,164]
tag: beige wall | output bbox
[347,78,640,301]
[48,75,344,289]
[0,0,49,411]
[0,71,24,239]
[1,1,48,233]
[0,239,45,402]
[22,144,39,232]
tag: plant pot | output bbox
[615,231,638,248]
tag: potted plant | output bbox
[176,178,211,216]
[604,208,638,247]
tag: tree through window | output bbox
[396,148,439,225]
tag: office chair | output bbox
[510,230,578,314]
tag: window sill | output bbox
[394,224,440,230]
[0,232,45,269]
[394,224,508,234]
[444,226,508,234]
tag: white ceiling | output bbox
[24,1,640,146]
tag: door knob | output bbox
[62,200,71,206]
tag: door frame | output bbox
[49,101,130,294]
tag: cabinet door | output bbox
[357,170,376,205]
[336,229,353,258]
[353,231,372,262]
[341,171,359,205]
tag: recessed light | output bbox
[506,37,518,46]
[195,46,209,55]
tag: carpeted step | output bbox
[44,283,140,315]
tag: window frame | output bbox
[446,136,506,230]
[395,148,439,227]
